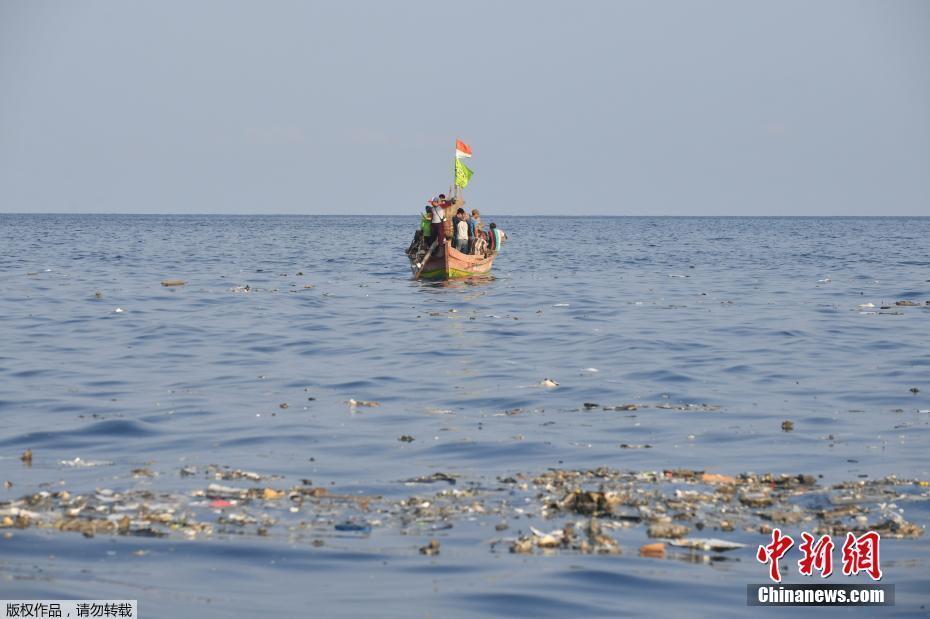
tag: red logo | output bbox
[841,531,883,581]
[756,528,794,583]
[798,533,835,578]
[757,529,882,582]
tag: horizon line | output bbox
[2,212,929,218]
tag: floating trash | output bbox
[668,538,745,551]
[334,521,372,533]
[347,399,381,408]
[419,539,440,555]
[404,473,457,485]
[639,542,666,558]
[60,458,112,468]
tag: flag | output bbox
[454,158,473,188]
[455,139,472,159]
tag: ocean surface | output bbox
[1,214,929,618]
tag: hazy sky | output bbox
[1,0,928,215]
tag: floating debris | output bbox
[540,378,559,388]
[405,473,457,485]
[653,403,720,412]
[648,523,690,539]
[398,435,415,443]
[347,399,381,408]
[60,458,113,468]
[334,521,371,533]
[895,300,919,307]
[203,465,271,482]
[701,473,735,485]
[639,542,666,558]
[419,539,440,555]
[160,280,186,287]
[0,464,924,559]
[20,450,32,465]
[781,420,795,432]
[668,538,745,551]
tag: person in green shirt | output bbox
[421,206,433,249]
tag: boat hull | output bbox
[414,242,496,280]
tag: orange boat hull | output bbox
[415,241,496,280]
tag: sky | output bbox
[0,0,928,215]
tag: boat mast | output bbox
[452,148,462,204]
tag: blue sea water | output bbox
[1,214,929,617]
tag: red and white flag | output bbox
[455,139,472,159]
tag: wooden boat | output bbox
[408,139,500,281]
[411,241,496,281]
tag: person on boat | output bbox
[474,231,488,256]
[470,209,482,232]
[466,210,479,254]
[430,200,446,248]
[421,205,434,249]
[488,222,506,252]
[453,208,469,253]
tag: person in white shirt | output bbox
[429,199,446,247]
[453,208,469,253]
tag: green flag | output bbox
[454,158,473,188]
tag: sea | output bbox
[1,214,928,618]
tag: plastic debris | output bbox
[639,542,666,558]
[0,463,924,559]
[347,399,381,408]
[419,539,440,555]
[404,473,457,485]
[647,523,690,539]
[668,538,745,551]
[334,521,371,533]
